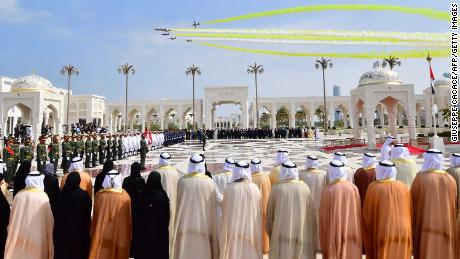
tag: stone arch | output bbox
[128,108,141,130]
[164,108,178,129]
[259,106,272,128]
[3,103,33,137]
[276,106,290,128]
[295,105,309,127]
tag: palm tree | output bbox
[186,65,201,132]
[382,56,401,70]
[315,57,333,132]
[60,65,79,131]
[118,63,135,132]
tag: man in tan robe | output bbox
[89,170,132,259]
[219,161,262,259]
[330,152,354,182]
[363,161,412,259]
[298,155,326,252]
[250,158,271,254]
[172,154,220,259]
[156,152,181,252]
[4,171,54,259]
[390,144,416,187]
[267,161,317,259]
[212,158,235,239]
[354,153,377,208]
[269,149,289,184]
[411,149,457,259]
[61,157,93,198]
[319,160,362,259]
[447,153,460,208]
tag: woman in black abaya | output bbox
[94,160,114,194]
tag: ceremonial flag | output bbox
[5,146,14,156]
[429,64,436,94]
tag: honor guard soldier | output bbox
[106,134,112,160]
[49,136,60,173]
[99,134,106,164]
[2,138,15,183]
[117,134,123,160]
[71,135,78,158]
[77,135,85,158]
[92,134,99,167]
[139,134,148,170]
[12,138,20,174]
[84,134,93,168]
[62,135,72,174]
[36,136,47,173]
[20,138,34,163]
[112,135,118,161]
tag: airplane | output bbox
[186,39,192,43]
[155,28,171,32]
[154,28,162,31]
[192,21,200,28]
[161,33,170,36]
[169,37,176,40]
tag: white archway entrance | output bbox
[204,86,249,129]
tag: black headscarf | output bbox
[0,175,10,259]
[13,161,31,197]
[43,163,60,218]
[134,171,170,259]
[55,172,92,259]
[94,160,114,194]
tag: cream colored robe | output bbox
[392,158,417,187]
[219,180,262,259]
[266,179,317,259]
[172,173,219,259]
[298,168,326,252]
[269,165,281,185]
[157,165,181,252]
[251,172,271,254]
[4,187,54,259]
[213,171,233,240]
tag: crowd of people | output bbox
[0,134,459,259]
[197,127,320,140]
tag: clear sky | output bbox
[0,0,451,114]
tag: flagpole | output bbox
[426,54,438,137]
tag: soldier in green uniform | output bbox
[99,134,106,164]
[61,135,72,174]
[36,136,47,173]
[2,139,15,184]
[106,134,112,161]
[139,133,148,170]
[112,135,118,161]
[12,138,20,174]
[77,135,85,159]
[84,135,93,168]
[71,135,78,158]
[92,134,99,167]
[20,138,34,164]
[48,136,60,173]
[117,134,123,160]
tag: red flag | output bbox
[429,64,436,94]
[5,146,14,156]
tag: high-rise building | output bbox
[333,85,341,96]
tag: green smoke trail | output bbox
[196,42,449,59]
[205,4,449,24]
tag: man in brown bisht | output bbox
[447,153,460,207]
[269,149,289,184]
[156,152,181,252]
[61,157,93,198]
[353,153,377,207]
[267,161,317,259]
[390,144,416,187]
[250,158,271,254]
[89,169,132,259]
[319,160,362,259]
[219,161,262,259]
[411,149,457,259]
[172,154,220,259]
[4,170,54,259]
[298,155,326,252]
[363,160,412,259]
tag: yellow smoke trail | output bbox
[196,42,449,59]
[204,4,449,24]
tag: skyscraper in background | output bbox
[333,85,341,96]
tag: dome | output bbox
[358,67,402,86]
[11,74,57,93]
[433,76,450,87]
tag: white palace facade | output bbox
[0,62,453,148]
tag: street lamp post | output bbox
[60,65,79,133]
[118,63,135,133]
[247,63,264,128]
[315,57,333,133]
[186,65,201,133]
[426,53,438,137]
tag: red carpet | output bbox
[322,143,367,152]
[376,143,426,155]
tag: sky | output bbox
[0,0,451,115]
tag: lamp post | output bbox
[247,63,264,128]
[186,65,201,133]
[118,63,135,133]
[426,53,438,137]
[60,64,79,133]
[315,57,333,133]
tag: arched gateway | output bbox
[204,86,249,129]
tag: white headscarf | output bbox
[381,135,395,161]
[0,159,5,174]
[231,161,251,182]
[451,153,460,168]
[159,152,172,166]
[222,158,235,172]
[333,152,347,165]
[362,153,377,168]
[69,157,84,172]
[250,158,264,174]
[279,161,299,181]
[376,160,397,180]
[187,154,206,174]
[275,149,289,164]
[102,170,122,189]
[25,171,45,191]
[305,155,319,169]
[390,144,411,160]
[328,160,346,182]
[421,149,444,172]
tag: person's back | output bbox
[446,153,460,207]
[390,144,416,187]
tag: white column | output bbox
[141,116,146,132]
[241,101,249,128]
[379,105,385,126]
[388,105,397,137]
[408,113,416,141]
[366,112,376,149]
[289,112,295,128]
